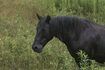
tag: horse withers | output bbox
[32,14,105,67]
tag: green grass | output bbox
[0,0,105,70]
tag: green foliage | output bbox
[0,0,105,70]
[77,50,105,70]
[77,50,91,70]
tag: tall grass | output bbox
[0,0,105,70]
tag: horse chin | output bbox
[35,49,42,53]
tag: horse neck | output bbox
[50,18,72,43]
[50,17,90,43]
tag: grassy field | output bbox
[0,0,105,70]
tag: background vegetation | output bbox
[0,0,105,70]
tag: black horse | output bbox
[32,14,105,67]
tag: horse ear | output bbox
[46,15,51,23]
[36,13,41,20]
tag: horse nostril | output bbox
[34,46,38,50]
[32,46,38,50]
[32,45,42,53]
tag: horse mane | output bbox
[61,16,93,40]
[50,16,94,40]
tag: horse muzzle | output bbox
[32,44,43,53]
